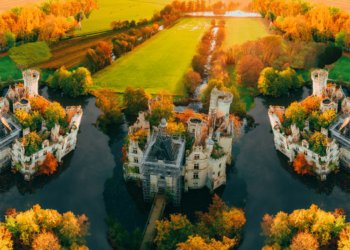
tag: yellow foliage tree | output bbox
[177,235,236,250]
[32,231,61,250]
[0,225,13,250]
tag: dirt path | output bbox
[140,194,166,250]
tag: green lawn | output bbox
[92,18,212,95]
[225,18,268,47]
[329,55,350,81]
[0,55,23,81]
[76,0,172,35]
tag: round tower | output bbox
[23,69,39,97]
[311,69,328,97]
[159,118,168,135]
[217,92,233,117]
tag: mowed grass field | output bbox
[76,0,173,35]
[92,18,212,95]
[225,18,268,46]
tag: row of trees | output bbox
[85,41,112,74]
[253,0,350,47]
[110,19,148,31]
[111,25,158,59]
[1,205,90,249]
[166,0,253,14]
[0,0,98,46]
[261,205,350,249]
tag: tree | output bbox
[177,236,236,250]
[285,102,306,129]
[339,226,350,250]
[95,91,124,124]
[49,66,69,90]
[301,96,321,115]
[237,54,264,88]
[148,92,175,127]
[29,96,51,114]
[22,131,43,156]
[37,153,58,176]
[85,41,112,73]
[123,86,151,116]
[290,232,319,250]
[191,54,206,76]
[62,67,92,97]
[155,214,195,250]
[0,225,13,250]
[9,41,51,68]
[105,215,142,250]
[2,31,16,49]
[183,68,202,96]
[293,153,314,176]
[44,102,66,130]
[32,231,61,250]
[258,67,289,97]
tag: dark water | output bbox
[2,86,350,250]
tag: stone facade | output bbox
[124,87,234,205]
[0,69,83,180]
[269,69,350,181]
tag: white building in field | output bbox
[124,87,234,206]
[0,69,83,180]
[269,69,350,181]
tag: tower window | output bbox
[193,173,199,179]
[219,164,221,168]
[134,157,138,163]
[133,148,137,154]
[218,171,221,177]
[194,163,199,170]
[194,154,200,160]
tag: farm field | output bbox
[76,0,173,35]
[0,0,42,12]
[92,18,212,95]
[225,18,268,47]
[309,0,350,12]
[37,26,155,70]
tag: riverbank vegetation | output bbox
[155,195,246,249]
[261,205,349,250]
[1,204,90,249]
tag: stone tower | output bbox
[23,69,39,97]
[312,69,328,97]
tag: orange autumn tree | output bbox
[29,96,51,114]
[177,235,236,250]
[176,108,205,124]
[37,153,58,176]
[293,153,314,176]
[120,144,127,163]
[301,96,321,114]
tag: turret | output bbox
[159,118,168,135]
[23,69,39,97]
[312,69,328,97]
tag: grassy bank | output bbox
[92,18,212,95]
[0,55,23,81]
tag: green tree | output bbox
[258,67,290,97]
[2,31,16,49]
[105,215,142,250]
[148,92,175,127]
[62,67,92,97]
[285,102,307,129]
[123,86,151,116]
[335,30,349,50]
[44,102,66,130]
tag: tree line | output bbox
[253,0,350,49]
[0,0,98,48]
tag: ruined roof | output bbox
[148,134,177,162]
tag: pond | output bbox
[183,11,261,17]
[1,85,350,249]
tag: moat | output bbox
[1,85,350,249]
